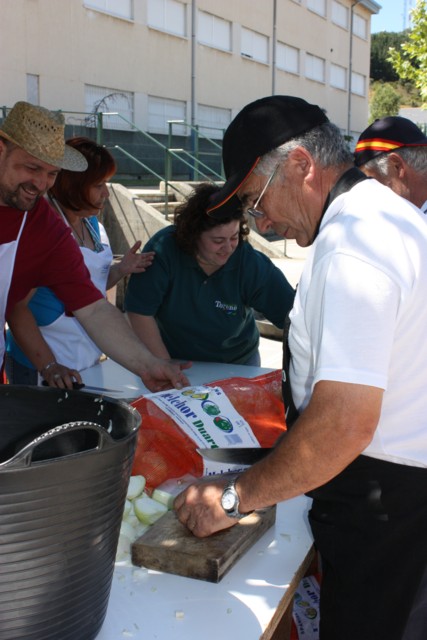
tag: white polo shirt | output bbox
[289,178,427,467]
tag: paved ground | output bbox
[259,238,309,370]
[259,335,282,370]
[270,238,309,288]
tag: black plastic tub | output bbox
[0,385,141,640]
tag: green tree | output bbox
[370,31,407,81]
[388,0,427,106]
[369,83,401,122]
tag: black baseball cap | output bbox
[206,95,329,218]
[354,116,427,167]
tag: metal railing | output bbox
[109,144,173,219]
[101,113,223,219]
[167,120,224,181]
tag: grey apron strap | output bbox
[282,311,300,428]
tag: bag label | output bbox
[292,575,320,639]
[147,385,261,475]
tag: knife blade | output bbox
[42,381,119,393]
[77,383,120,393]
[197,447,273,465]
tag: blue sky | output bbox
[371,0,416,33]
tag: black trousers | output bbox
[308,455,427,640]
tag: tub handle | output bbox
[2,421,113,468]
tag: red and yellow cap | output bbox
[354,116,427,167]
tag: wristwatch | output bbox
[220,479,252,520]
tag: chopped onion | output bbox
[126,475,146,500]
[151,487,175,510]
[134,493,168,525]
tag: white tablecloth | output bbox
[98,495,313,640]
[81,358,276,401]
[82,359,314,640]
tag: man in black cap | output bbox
[175,96,427,640]
[355,115,427,212]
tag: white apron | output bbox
[0,213,27,366]
[39,222,113,372]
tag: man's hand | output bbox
[75,299,192,391]
[140,358,192,392]
[174,478,240,538]
[41,361,82,389]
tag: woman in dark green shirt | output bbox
[125,183,295,365]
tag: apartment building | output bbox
[1,0,380,159]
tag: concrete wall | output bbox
[102,183,170,256]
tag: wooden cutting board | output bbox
[131,505,276,583]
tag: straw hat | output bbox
[0,102,88,171]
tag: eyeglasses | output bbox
[246,163,280,219]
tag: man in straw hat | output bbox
[0,101,190,391]
[355,115,427,213]
[175,96,427,640]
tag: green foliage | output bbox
[388,0,427,106]
[369,83,401,122]
[370,31,407,81]
[370,79,421,108]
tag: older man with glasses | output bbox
[176,96,427,640]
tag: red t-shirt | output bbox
[2,198,104,318]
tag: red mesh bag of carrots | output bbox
[131,370,286,490]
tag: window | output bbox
[331,1,348,29]
[84,85,134,130]
[307,0,326,17]
[198,10,231,51]
[197,105,231,139]
[351,72,366,96]
[26,74,39,106]
[305,53,325,83]
[84,0,133,20]
[147,0,186,37]
[276,42,299,75]
[241,27,269,64]
[330,63,346,90]
[148,96,186,135]
[353,13,367,39]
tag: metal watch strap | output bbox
[221,480,252,520]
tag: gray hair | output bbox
[254,122,353,176]
[363,146,427,178]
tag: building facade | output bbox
[1,0,380,160]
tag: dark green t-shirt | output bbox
[125,226,295,364]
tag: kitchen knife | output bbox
[42,381,119,393]
[197,447,273,465]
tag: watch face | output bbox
[222,490,236,511]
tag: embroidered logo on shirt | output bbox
[214,300,237,316]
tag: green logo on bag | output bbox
[213,416,233,432]
[201,400,220,416]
